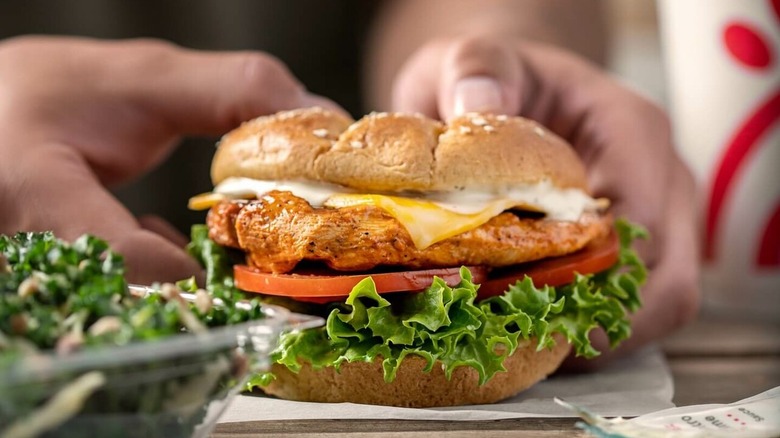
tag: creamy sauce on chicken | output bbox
[212,177,603,222]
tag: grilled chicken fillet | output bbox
[207,191,612,274]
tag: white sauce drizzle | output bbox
[212,177,602,221]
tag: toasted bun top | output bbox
[211,108,589,192]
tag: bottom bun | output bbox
[262,336,570,407]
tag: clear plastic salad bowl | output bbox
[0,304,323,438]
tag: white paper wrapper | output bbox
[561,386,780,438]
[218,346,673,423]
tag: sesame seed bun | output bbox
[433,114,588,192]
[210,108,589,193]
[210,107,353,185]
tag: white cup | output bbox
[659,0,780,319]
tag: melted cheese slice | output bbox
[189,177,605,250]
[324,194,523,249]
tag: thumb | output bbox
[138,215,190,248]
[112,229,202,286]
[437,36,524,121]
[11,144,203,285]
[136,215,207,285]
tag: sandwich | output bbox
[187,107,647,407]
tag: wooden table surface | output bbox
[213,312,780,437]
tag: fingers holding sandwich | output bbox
[513,44,701,361]
[390,36,701,363]
[0,143,202,284]
[0,36,346,284]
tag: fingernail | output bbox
[452,76,503,117]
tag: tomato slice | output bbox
[234,265,490,304]
[476,230,619,299]
[234,230,619,304]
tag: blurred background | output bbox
[0,0,666,234]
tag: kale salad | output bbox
[0,232,278,438]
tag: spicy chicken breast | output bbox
[207,192,611,274]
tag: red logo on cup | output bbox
[706,0,780,267]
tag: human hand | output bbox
[0,36,339,285]
[391,36,700,365]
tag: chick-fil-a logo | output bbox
[706,0,780,267]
